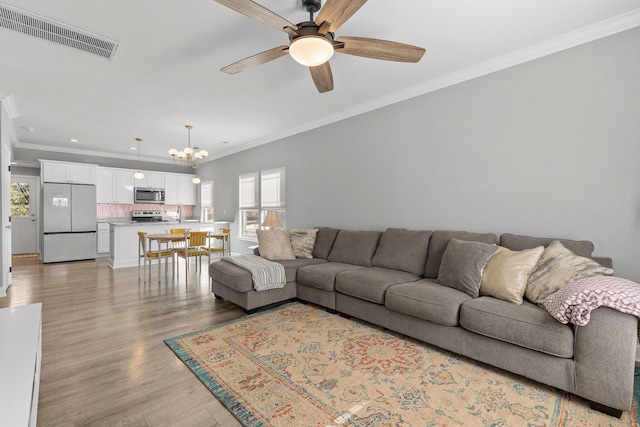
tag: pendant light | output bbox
[133,138,144,180]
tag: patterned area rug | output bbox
[165,302,639,427]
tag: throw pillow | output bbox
[525,240,614,304]
[371,228,432,276]
[480,246,544,304]
[437,239,498,298]
[256,229,295,261]
[288,228,318,259]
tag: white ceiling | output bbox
[1,0,640,166]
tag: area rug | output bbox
[165,302,639,427]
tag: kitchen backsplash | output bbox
[97,204,193,219]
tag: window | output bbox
[201,180,213,223]
[239,167,286,238]
[10,182,31,217]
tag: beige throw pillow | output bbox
[288,228,318,259]
[256,229,295,261]
[480,246,544,304]
[525,240,614,304]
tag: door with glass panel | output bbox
[10,176,38,254]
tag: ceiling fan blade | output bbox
[309,62,334,93]
[315,0,367,33]
[221,46,289,74]
[335,36,425,63]
[214,0,298,32]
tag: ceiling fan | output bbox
[214,0,426,93]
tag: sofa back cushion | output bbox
[499,233,594,257]
[327,230,382,267]
[371,228,432,275]
[424,230,498,278]
[312,227,341,259]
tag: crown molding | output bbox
[13,141,175,165]
[0,92,19,120]
[209,8,640,161]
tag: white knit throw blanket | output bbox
[223,255,286,291]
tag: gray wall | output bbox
[199,27,640,281]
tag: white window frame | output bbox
[201,180,213,223]
[239,167,285,239]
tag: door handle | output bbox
[5,225,10,229]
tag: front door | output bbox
[11,176,38,254]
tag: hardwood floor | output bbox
[1,256,245,426]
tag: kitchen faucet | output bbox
[177,204,182,222]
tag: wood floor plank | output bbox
[1,256,245,426]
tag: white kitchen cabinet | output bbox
[41,160,97,184]
[164,173,178,205]
[114,169,134,203]
[136,171,164,189]
[178,174,196,205]
[97,222,110,254]
[97,167,134,204]
[96,168,114,203]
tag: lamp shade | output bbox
[289,36,334,66]
[261,211,283,228]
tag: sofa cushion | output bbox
[437,239,498,297]
[424,230,498,279]
[460,297,574,358]
[256,229,295,260]
[297,262,366,291]
[336,268,420,304]
[499,233,594,257]
[480,246,544,304]
[288,228,318,259]
[327,230,382,267]
[210,260,254,293]
[312,227,341,259]
[371,228,432,276]
[525,241,614,304]
[276,258,328,282]
[385,279,472,326]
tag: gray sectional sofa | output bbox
[209,227,638,416]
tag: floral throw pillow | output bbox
[288,229,318,259]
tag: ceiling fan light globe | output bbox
[289,36,334,67]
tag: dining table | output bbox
[144,231,228,282]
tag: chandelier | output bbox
[168,125,208,168]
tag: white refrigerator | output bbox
[42,183,97,263]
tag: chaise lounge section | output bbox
[209,226,637,416]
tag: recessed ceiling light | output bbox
[221,141,231,144]
[129,146,137,150]
[69,138,79,143]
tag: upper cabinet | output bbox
[135,172,164,189]
[164,174,178,205]
[97,168,133,204]
[95,166,196,205]
[41,160,97,185]
[178,174,196,205]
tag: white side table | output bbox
[0,303,43,426]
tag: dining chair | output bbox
[175,231,210,281]
[220,227,231,256]
[138,231,174,282]
[170,228,188,250]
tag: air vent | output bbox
[0,3,118,59]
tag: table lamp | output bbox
[261,211,283,229]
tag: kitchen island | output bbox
[109,221,204,269]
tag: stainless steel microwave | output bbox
[134,187,165,204]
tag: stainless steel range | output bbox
[131,210,163,222]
